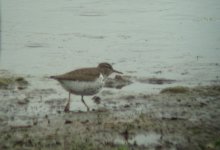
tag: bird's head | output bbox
[97,62,122,77]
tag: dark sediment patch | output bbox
[136,77,176,85]
[105,75,133,89]
[26,43,48,48]
[104,75,177,89]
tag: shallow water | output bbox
[1,0,220,88]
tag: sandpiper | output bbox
[50,63,122,112]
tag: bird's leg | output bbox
[64,92,71,112]
[81,95,90,111]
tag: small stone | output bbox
[124,104,130,108]
[92,96,101,104]
[65,120,72,124]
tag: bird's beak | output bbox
[113,69,123,74]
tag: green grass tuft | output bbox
[160,86,190,94]
[117,145,129,150]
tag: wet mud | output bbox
[0,70,220,150]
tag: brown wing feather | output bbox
[51,67,100,81]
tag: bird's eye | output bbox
[104,64,112,69]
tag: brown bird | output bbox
[50,63,122,112]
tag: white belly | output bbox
[59,74,104,96]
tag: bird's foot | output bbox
[64,103,70,113]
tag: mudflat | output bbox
[0,71,220,149]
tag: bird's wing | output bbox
[51,68,100,81]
